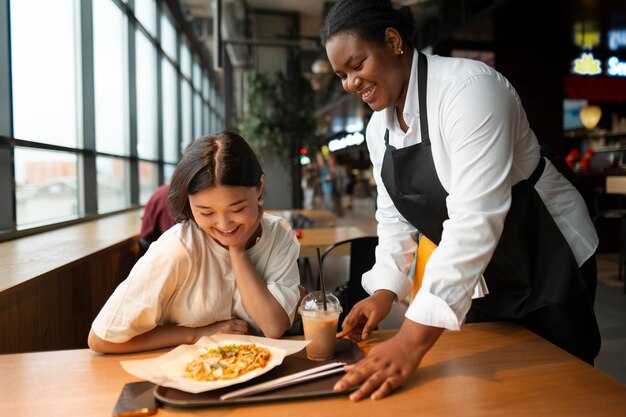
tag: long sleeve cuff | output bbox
[405,290,466,331]
[362,264,412,303]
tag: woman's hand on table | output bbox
[193,318,249,340]
[334,320,443,401]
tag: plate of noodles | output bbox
[120,334,308,394]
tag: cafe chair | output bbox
[319,236,379,327]
[592,176,626,293]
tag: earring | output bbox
[396,48,404,55]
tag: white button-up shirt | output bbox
[363,51,598,331]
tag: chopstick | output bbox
[220,361,346,400]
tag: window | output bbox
[97,156,130,213]
[160,9,177,61]
[180,39,192,79]
[136,30,158,160]
[0,0,224,240]
[134,0,157,38]
[194,92,203,138]
[139,161,159,204]
[15,147,80,228]
[162,57,179,163]
[181,79,192,151]
[10,0,81,147]
[93,0,129,156]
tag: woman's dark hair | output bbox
[320,0,415,49]
[167,131,264,222]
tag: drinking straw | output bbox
[316,247,328,311]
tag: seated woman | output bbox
[88,131,303,353]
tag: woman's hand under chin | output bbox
[228,204,264,252]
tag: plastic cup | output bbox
[298,291,342,361]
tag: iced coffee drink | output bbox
[298,292,342,361]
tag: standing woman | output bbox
[321,0,600,401]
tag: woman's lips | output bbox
[359,85,376,103]
[213,225,240,237]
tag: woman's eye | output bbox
[354,62,362,70]
[201,212,213,217]
[233,207,245,213]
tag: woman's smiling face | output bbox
[189,183,262,248]
[325,30,406,112]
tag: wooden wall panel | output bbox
[0,292,18,352]
[0,237,140,354]
[16,285,39,352]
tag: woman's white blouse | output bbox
[92,214,301,342]
[363,51,598,331]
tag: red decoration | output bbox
[565,75,626,102]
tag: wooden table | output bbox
[297,226,369,259]
[2,322,626,417]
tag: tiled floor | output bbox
[321,196,626,385]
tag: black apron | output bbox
[380,52,587,318]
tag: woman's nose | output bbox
[215,213,232,229]
[345,74,361,93]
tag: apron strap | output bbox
[527,157,546,186]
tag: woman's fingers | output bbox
[333,334,425,401]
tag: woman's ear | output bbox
[385,27,403,54]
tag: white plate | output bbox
[120,334,309,394]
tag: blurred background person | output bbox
[139,183,176,256]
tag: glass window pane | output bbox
[203,102,210,134]
[160,9,177,61]
[162,58,179,163]
[139,161,159,204]
[134,0,157,37]
[193,58,201,90]
[181,80,192,152]
[11,0,80,147]
[202,75,209,99]
[180,40,191,79]
[194,92,202,138]
[164,163,176,183]
[136,30,158,160]
[15,148,80,228]
[97,156,130,212]
[93,0,129,156]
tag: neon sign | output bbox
[573,53,602,75]
[607,56,626,77]
[608,29,626,51]
[574,21,600,49]
[328,132,365,152]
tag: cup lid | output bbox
[298,291,342,313]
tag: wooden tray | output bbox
[154,338,363,407]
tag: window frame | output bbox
[0,0,223,242]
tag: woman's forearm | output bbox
[229,249,291,338]
[87,325,195,354]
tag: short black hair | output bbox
[167,131,264,222]
[320,0,415,48]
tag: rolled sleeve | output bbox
[362,263,412,301]
[266,282,300,325]
[405,290,468,331]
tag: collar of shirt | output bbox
[384,49,421,149]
